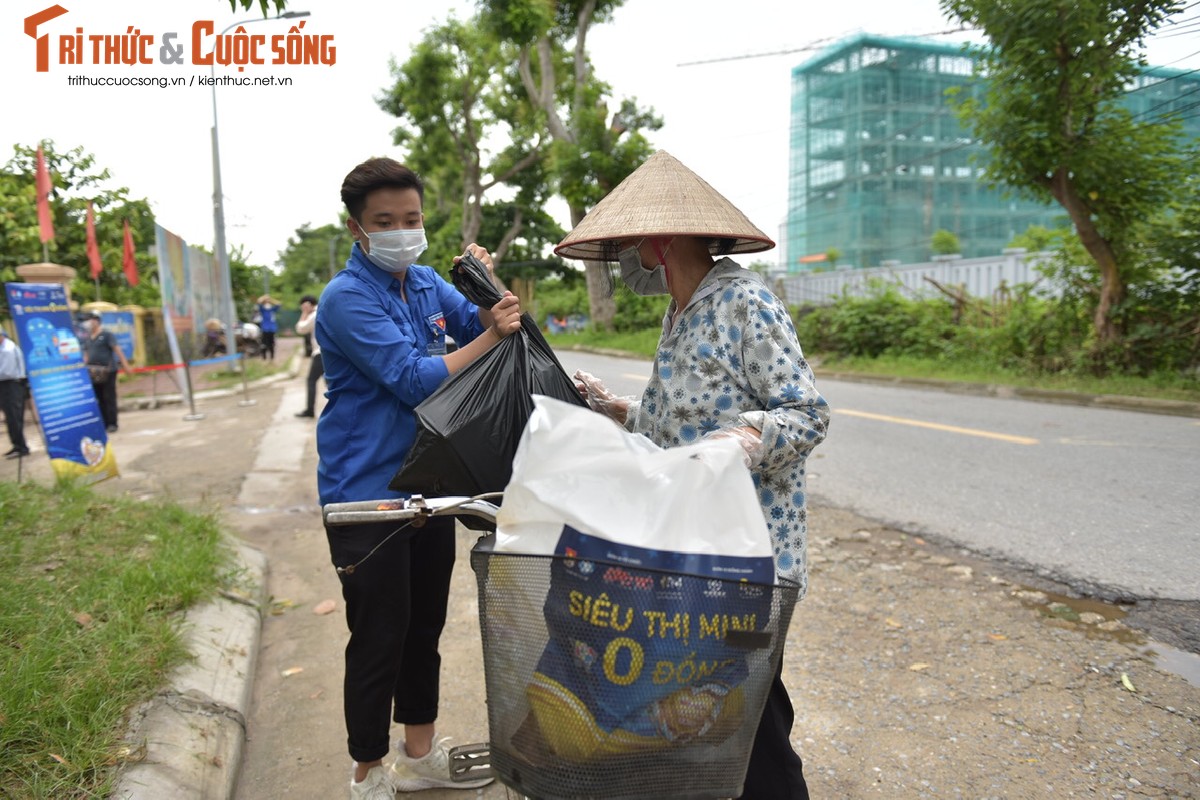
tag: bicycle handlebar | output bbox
[322,493,501,528]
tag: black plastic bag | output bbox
[449,250,504,308]
[389,254,586,521]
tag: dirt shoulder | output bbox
[797,506,1198,797]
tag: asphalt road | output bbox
[558,349,1200,604]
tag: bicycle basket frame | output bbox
[470,535,799,800]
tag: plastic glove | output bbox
[705,426,766,469]
[573,369,632,423]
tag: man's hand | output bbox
[455,243,497,287]
[489,292,522,339]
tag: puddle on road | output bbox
[1013,587,1200,688]
[1142,641,1200,689]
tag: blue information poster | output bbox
[5,283,119,483]
[101,310,136,361]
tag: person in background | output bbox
[257,294,280,360]
[556,151,830,800]
[317,157,522,799]
[80,311,131,434]
[0,328,30,460]
[202,318,227,357]
[301,312,314,357]
[294,294,323,418]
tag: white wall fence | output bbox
[779,249,1058,307]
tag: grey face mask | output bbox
[618,242,669,296]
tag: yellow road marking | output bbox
[840,409,1039,445]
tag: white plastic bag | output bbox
[492,396,777,760]
[495,395,771,566]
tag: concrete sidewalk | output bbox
[9,349,1192,798]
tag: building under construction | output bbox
[785,34,1200,272]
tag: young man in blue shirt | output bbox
[316,158,522,799]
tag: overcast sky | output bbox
[3,0,1197,269]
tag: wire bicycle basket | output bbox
[470,534,799,800]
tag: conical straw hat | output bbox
[554,151,774,260]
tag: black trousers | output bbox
[0,379,28,451]
[739,657,809,800]
[261,331,276,360]
[326,516,456,763]
[93,373,118,429]
[303,353,324,415]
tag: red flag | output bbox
[122,219,139,286]
[36,145,54,244]
[86,201,103,279]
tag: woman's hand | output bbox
[704,426,765,469]
[574,370,631,423]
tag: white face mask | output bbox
[360,224,427,273]
[618,240,670,296]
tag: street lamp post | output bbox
[211,11,309,354]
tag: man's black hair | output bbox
[299,294,318,306]
[340,158,424,221]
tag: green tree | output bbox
[940,0,1190,347]
[825,247,843,269]
[931,229,961,256]
[229,245,267,322]
[478,0,662,329]
[1137,175,1200,275]
[1007,225,1065,253]
[274,222,346,302]
[746,260,773,277]
[1,142,158,312]
[379,17,547,271]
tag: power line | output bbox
[677,27,974,67]
[1132,47,1200,71]
[1152,19,1200,38]
[1161,6,1200,24]
[1129,64,1200,104]
[1156,96,1200,118]
[1134,81,1200,118]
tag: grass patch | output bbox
[546,327,660,359]
[0,481,229,799]
[121,354,287,398]
[814,354,1200,403]
[201,355,284,389]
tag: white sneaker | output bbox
[349,764,395,800]
[389,737,493,791]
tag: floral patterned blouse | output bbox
[626,258,830,595]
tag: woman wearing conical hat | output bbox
[557,151,830,800]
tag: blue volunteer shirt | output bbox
[315,244,485,505]
[258,303,279,333]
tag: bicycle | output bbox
[323,493,798,800]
